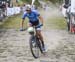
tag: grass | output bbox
[0,13,67,30]
[0,14,28,29]
[45,16,67,30]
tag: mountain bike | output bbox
[28,24,44,58]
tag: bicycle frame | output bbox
[28,27,37,36]
[28,23,43,36]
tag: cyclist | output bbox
[20,5,46,52]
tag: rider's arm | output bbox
[39,15,44,25]
[34,11,44,25]
[21,12,27,29]
[21,19,24,29]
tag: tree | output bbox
[21,0,62,5]
[44,0,62,3]
[21,0,40,6]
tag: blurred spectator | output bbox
[22,3,26,13]
[2,1,6,17]
[0,1,2,8]
[31,5,36,10]
[0,1,7,17]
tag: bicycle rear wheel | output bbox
[30,36,40,58]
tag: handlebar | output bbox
[20,24,43,31]
[35,24,43,28]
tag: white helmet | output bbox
[26,4,31,10]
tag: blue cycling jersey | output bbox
[22,10,40,22]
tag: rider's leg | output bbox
[36,30,45,48]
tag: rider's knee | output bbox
[36,30,41,35]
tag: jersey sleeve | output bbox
[22,12,27,19]
[33,10,40,16]
[36,12,40,16]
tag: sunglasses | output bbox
[26,10,30,11]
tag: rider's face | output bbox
[26,10,31,13]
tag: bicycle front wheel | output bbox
[29,36,40,58]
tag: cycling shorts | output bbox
[29,20,41,31]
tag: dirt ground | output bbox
[0,7,75,62]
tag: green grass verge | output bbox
[0,13,67,30]
[46,16,67,30]
[0,14,28,29]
